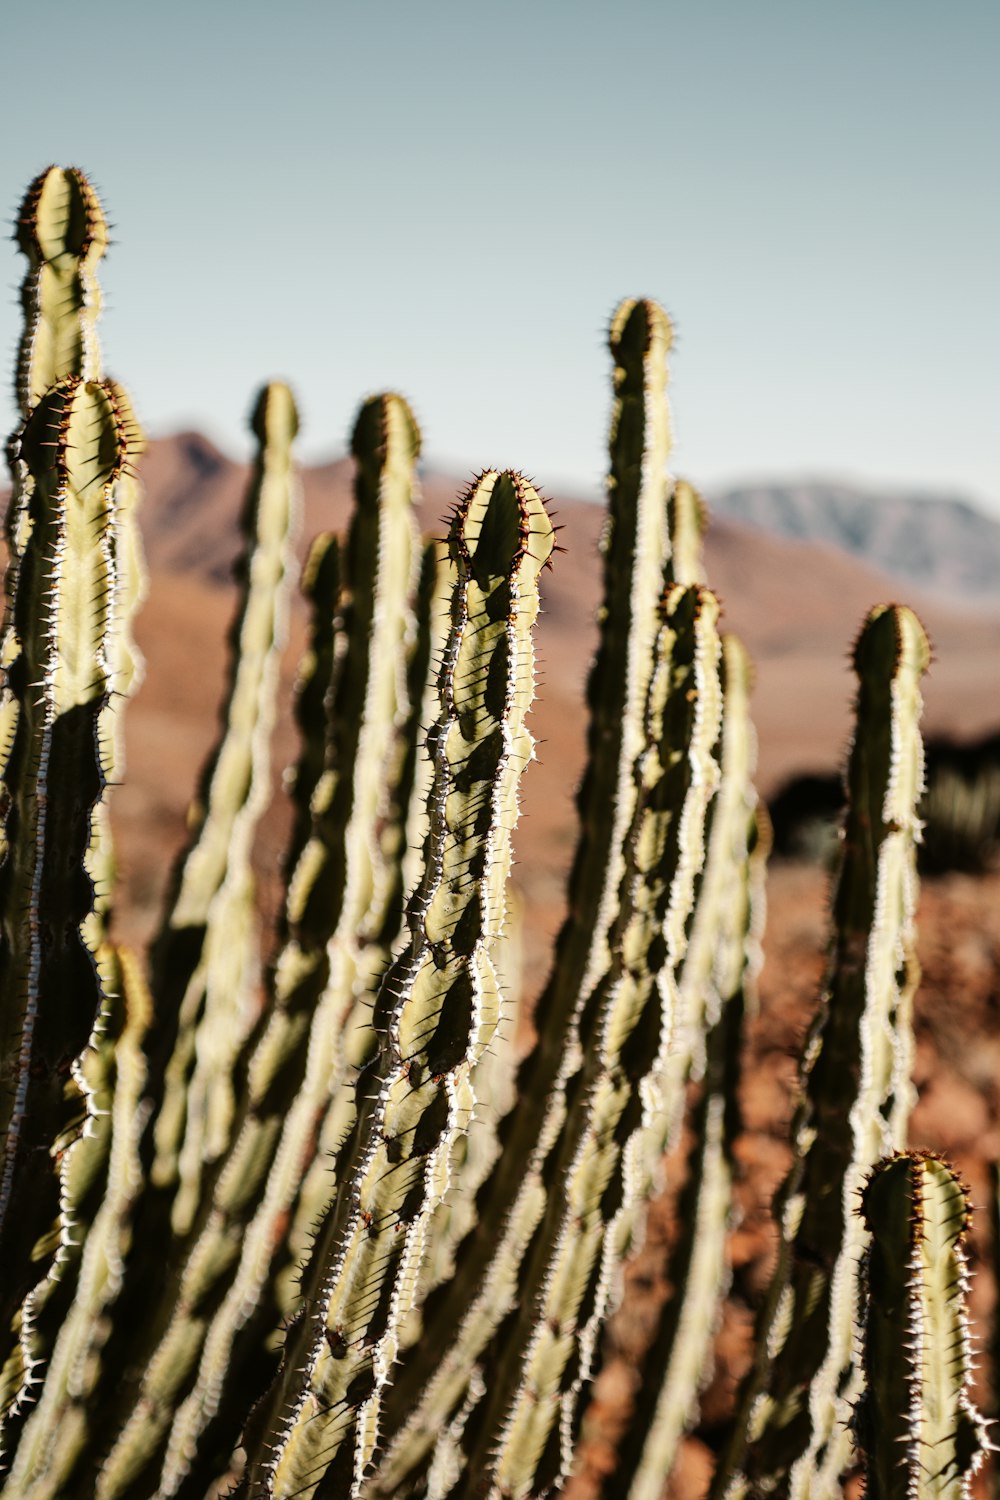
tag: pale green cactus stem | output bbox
[0,376,133,1379]
[665,478,707,587]
[144,380,300,1239]
[13,166,108,413]
[595,633,761,1498]
[369,299,687,1492]
[371,538,444,950]
[412,884,523,1322]
[856,1152,988,1500]
[235,468,554,1500]
[4,168,109,665]
[86,393,422,1500]
[271,539,445,1325]
[616,800,768,1500]
[451,582,722,1500]
[284,531,342,880]
[676,635,759,1082]
[4,948,152,1497]
[1,167,143,947]
[714,604,931,1500]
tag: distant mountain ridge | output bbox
[709,480,1000,603]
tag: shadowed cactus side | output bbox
[856,1151,988,1500]
[0,166,990,1500]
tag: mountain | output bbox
[709,480,1000,603]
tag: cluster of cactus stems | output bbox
[0,165,990,1500]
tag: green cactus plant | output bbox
[0,165,990,1500]
[856,1151,988,1500]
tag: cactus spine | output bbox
[856,1152,988,1500]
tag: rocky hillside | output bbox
[710,480,1000,602]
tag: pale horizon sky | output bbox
[1,2,997,512]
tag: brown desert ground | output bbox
[104,436,1000,1494]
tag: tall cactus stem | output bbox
[0,376,134,1379]
[614,799,768,1500]
[714,603,931,1500]
[143,380,300,1238]
[235,469,554,1499]
[13,166,107,414]
[3,947,152,1493]
[369,299,687,1490]
[454,582,722,1499]
[855,1151,988,1500]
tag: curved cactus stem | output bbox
[88,394,423,1500]
[234,469,554,1499]
[3,947,152,1494]
[0,377,135,1385]
[452,583,722,1499]
[713,604,931,1500]
[142,380,300,1239]
[856,1152,989,1500]
[369,299,689,1492]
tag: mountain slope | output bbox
[710,480,1000,602]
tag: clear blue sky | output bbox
[1,1,997,507]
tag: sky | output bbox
[0,1,997,509]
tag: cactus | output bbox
[368,301,706,1498]
[236,469,554,1496]
[713,603,930,1500]
[0,377,138,1382]
[856,1151,988,1500]
[610,641,766,1500]
[0,166,989,1500]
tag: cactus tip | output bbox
[852,603,932,680]
[250,381,300,445]
[608,296,675,360]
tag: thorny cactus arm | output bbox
[0,377,134,1378]
[13,165,107,414]
[2,167,143,951]
[453,583,722,1499]
[714,604,931,1500]
[235,469,554,1499]
[283,531,342,880]
[3,948,152,1494]
[603,634,763,1499]
[616,806,768,1500]
[144,381,300,1239]
[370,298,690,1491]
[271,539,445,1328]
[856,1152,988,1500]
